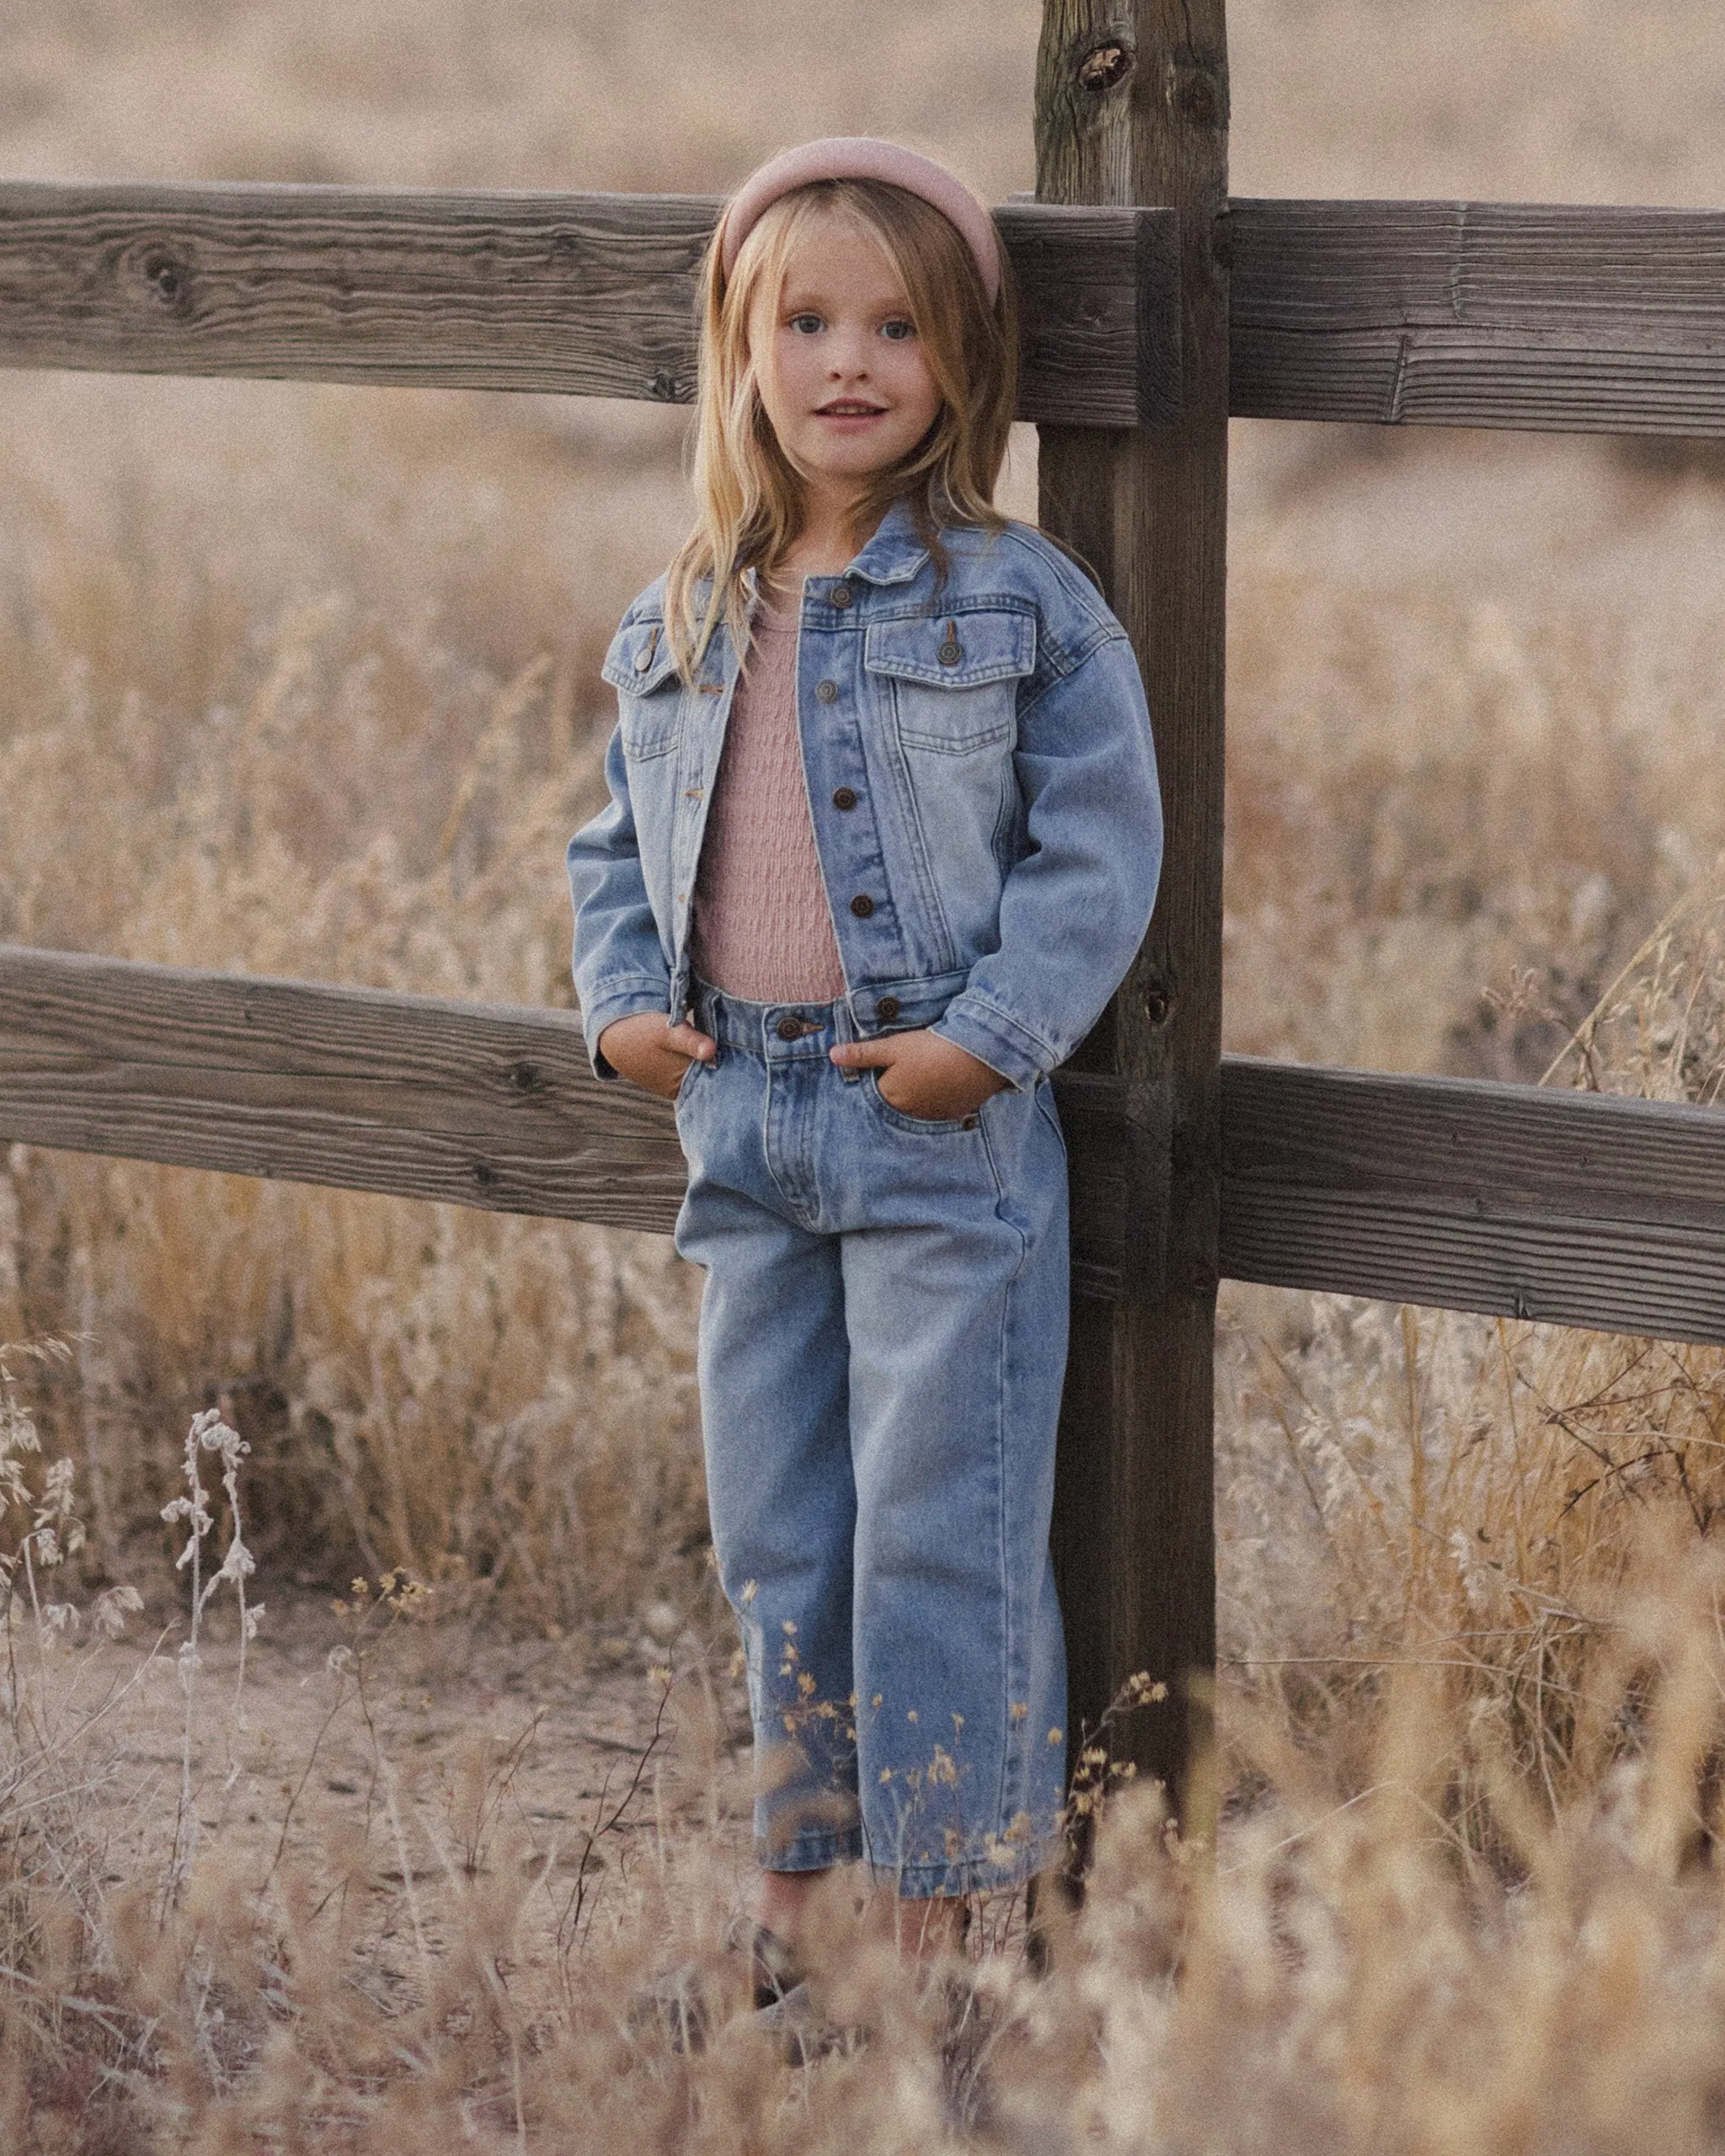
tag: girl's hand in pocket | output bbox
[829,1029,1007,1122]
[598,1012,716,1100]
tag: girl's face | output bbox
[748,210,943,504]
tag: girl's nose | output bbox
[829,334,872,379]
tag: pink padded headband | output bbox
[719,137,1002,306]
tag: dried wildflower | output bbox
[166,1407,256,1902]
[93,1583,144,1639]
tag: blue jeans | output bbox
[673,981,1071,1897]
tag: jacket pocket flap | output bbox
[863,610,1036,689]
[601,620,680,695]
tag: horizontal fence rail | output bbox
[0,944,1162,1300]
[0,181,1181,429]
[9,182,1725,437]
[0,945,688,1230]
[1220,1057,1725,1344]
[1231,199,1725,437]
[5,946,1725,1339]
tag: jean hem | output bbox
[754,1830,865,1876]
[868,1832,1064,1901]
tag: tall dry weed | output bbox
[1223,888,1725,1841]
[26,1546,1725,2153]
[0,1343,154,2151]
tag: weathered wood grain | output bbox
[0,944,1144,1289]
[0,945,688,1231]
[1037,0,1229,1825]
[1055,1070,1172,1303]
[10,952,1725,1342]
[1231,198,1725,436]
[1007,201,1182,425]
[14,179,1725,438]
[0,181,1179,428]
[1221,1057,1725,1345]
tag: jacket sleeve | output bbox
[931,632,1163,1091]
[566,720,674,1079]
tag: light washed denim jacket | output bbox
[567,500,1163,1092]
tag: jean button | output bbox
[815,679,840,704]
[877,995,901,1022]
[775,1016,803,1041]
[832,786,857,811]
[850,894,875,919]
[829,582,854,609]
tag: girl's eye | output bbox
[880,318,916,342]
[788,313,825,335]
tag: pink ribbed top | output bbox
[688,595,848,1004]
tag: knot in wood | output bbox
[508,1059,542,1094]
[648,368,682,403]
[1077,43,1132,95]
[137,246,195,316]
[472,1161,500,1191]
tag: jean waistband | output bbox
[691,980,858,1059]
[690,969,972,1059]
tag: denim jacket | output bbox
[567,500,1163,1092]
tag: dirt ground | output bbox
[31,1583,759,2001]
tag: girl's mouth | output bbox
[817,400,888,418]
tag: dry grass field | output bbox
[9,1,1725,2146]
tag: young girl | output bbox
[569,138,1162,1978]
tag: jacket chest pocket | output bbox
[863,610,1036,754]
[601,621,684,760]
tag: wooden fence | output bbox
[13,182,1725,436]
[8,944,1725,1340]
[6,0,1725,1806]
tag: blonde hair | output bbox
[665,177,1018,679]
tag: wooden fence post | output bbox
[1036,0,1230,1829]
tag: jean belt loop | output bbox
[832,990,860,1081]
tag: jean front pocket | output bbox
[864,1070,978,1138]
[673,1052,712,1114]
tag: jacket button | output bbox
[776,1016,804,1041]
[850,894,875,919]
[815,679,840,703]
[829,582,854,609]
[877,995,901,1022]
[832,786,857,811]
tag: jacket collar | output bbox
[845,497,932,588]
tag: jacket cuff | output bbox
[931,996,1055,1094]
[579,981,673,1081]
